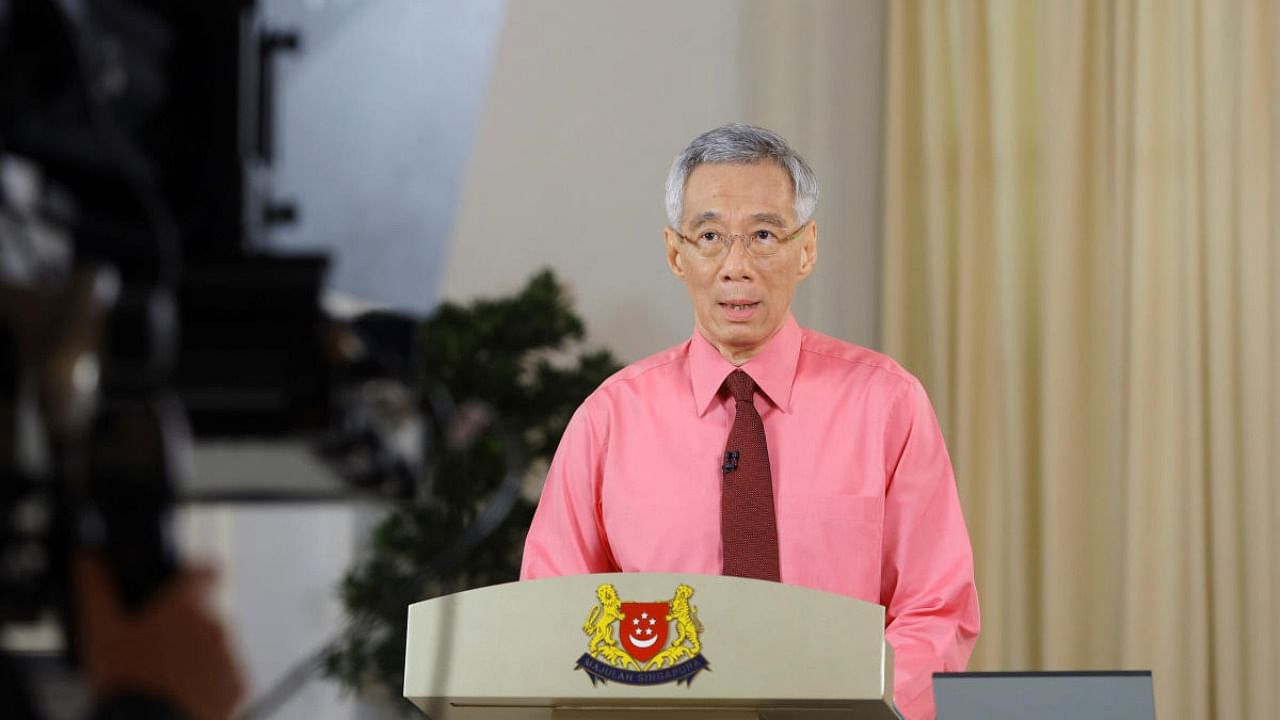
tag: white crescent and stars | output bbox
[627,612,660,648]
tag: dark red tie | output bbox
[720,369,780,581]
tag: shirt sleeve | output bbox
[880,380,981,720]
[520,401,617,578]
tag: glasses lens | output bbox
[690,234,718,258]
[749,234,781,256]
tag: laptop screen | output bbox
[933,671,1155,720]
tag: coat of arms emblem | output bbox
[575,582,709,686]
[618,601,669,663]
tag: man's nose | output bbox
[718,236,754,280]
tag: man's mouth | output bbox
[719,301,761,320]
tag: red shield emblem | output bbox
[619,602,669,663]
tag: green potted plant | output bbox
[323,270,619,711]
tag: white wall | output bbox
[441,0,886,361]
[439,0,745,362]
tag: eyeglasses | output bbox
[672,222,809,260]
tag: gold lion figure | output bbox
[582,583,639,669]
[646,583,702,669]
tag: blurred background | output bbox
[0,1,1276,720]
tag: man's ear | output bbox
[664,227,686,278]
[797,221,818,278]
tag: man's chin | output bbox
[700,330,769,363]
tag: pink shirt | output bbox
[521,315,979,720]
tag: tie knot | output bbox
[724,369,757,403]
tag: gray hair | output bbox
[664,123,819,229]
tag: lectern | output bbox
[404,573,899,719]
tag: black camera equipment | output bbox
[2,3,530,717]
[0,1,341,717]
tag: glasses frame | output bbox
[672,221,811,260]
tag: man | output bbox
[521,123,979,720]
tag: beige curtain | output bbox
[883,2,1280,719]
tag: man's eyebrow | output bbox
[751,212,788,227]
[689,211,789,227]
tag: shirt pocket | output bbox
[779,493,884,601]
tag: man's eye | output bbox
[698,232,721,244]
[753,230,779,243]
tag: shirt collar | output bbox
[688,314,802,416]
